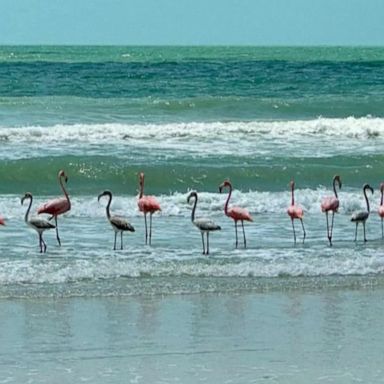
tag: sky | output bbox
[0,0,384,46]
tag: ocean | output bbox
[1,46,384,383]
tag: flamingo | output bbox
[37,170,71,246]
[379,183,384,238]
[138,172,161,245]
[187,191,221,255]
[287,180,306,243]
[0,216,4,226]
[351,184,374,242]
[321,175,342,246]
[21,192,55,253]
[98,190,135,250]
[219,179,252,248]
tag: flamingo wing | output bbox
[29,217,56,230]
[194,217,221,231]
[321,197,339,212]
[110,216,135,232]
[138,196,161,213]
[351,211,369,222]
[38,197,70,216]
[228,206,253,222]
[287,205,304,219]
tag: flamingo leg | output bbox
[363,221,367,242]
[234,221,238,248]
[300,219,306,243]
[330,211,335,245]
[206,232,210,255]
[114,232,117,250]
[354,222,358,242]
[149,213,153,246]
[241,220,246,248]
[54,216,61,246]
[121,231,123,250]
[144,213,148,245]
[291,219,296,244]
[38,233,43,253]
[201,232,206,254]
[381,218,383,239]
[325,212,330,245]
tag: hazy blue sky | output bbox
[1,0,383,45]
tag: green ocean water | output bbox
[2,45,384,383]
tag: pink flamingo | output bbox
[37,170,71,246]
[287,180,306,243]
[0,216,5,226]
[219,179,253,248]
[321,175,342,246]
[138,172,161,245]
[379,183,384,238]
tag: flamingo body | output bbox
[0,216,4,225]
[287,205,303,220]
[138,172,161,245]
[219,179,252,248]
[321,197,339,213]
[138,196,161,214]
[187,191,220,255]
[38,170,70,246]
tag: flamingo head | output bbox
[219,179,232,193]
[333,175,342,189]
[21,192,32,205]
[380,182,384,193]
[58,170,68,183]
[363,184,374,195]
[187,191,197,204]
[98,190,112,202]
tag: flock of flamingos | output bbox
[1,170,384,254]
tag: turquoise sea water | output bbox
[1,46,384,382]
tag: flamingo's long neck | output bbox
[291,184,295,206]
[381,188,383,206]
[105,192,112,219]
[139,177,144,199]
[364,187,371,213]
[333,179,339,199]
[190,194,197,222]
[24,196,32,223]
[224,184,232,215]
[59,175,71,208]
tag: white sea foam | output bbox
[1,117,384,159]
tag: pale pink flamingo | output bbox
[287,180,306,243]
[22,192,55,253]
[321,175,341,246]
[98,190,135,250]
[187,191,221,255]
[138,172,161,245]
[351,184,373,242]
[0,216,5,225]
[37,170,71,246]
[219,179,253,248]
[379,183,384,238]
